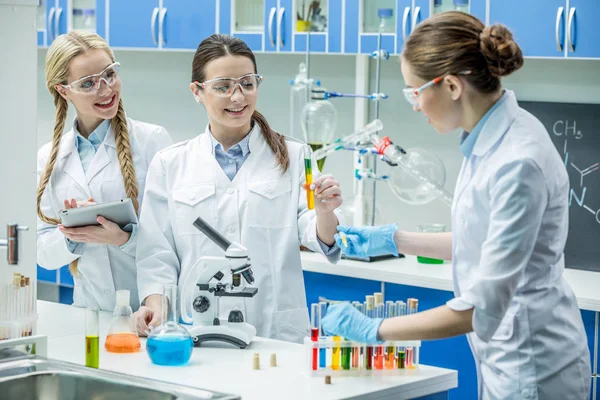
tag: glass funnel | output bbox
[105,290,141,353]
[301,88,337,171]
[147,285,193,366]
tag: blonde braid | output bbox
[37,94,68,225]
[112,99,140,214]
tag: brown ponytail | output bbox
[252,110,289,173]
[191,34,289,172]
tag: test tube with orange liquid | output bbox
[304,146,315,210]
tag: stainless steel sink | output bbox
[0,356,240,400]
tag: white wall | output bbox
[1,3,38,283]
[36,49,600,233]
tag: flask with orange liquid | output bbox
[105,290,141,353]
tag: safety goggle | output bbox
[194,73,263,97]
[62,62,120,94]
[403,70,472,107]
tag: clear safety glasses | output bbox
[194,73,263,97]
[402,70,472,107]
[62,62,121,94]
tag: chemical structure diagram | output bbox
[554,120,600,225]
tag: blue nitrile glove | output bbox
[321,303,384,344]
[334,224,399,258]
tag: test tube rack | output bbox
[304,336,421,377]
[0,274,38,341]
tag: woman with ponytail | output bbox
[322,12,590,399]
[135,34,343,343]
[37,31,172,311]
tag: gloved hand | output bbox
[334,224,399,258]
[321,303,384,344]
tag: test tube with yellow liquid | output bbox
[85,307,99,368]
[304,146,315,210]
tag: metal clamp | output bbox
[555,6,564,52]
[0,224,29,265]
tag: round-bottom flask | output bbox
[147,285,193,366]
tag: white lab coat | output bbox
[447,91,591,399]
[37,118,172,312]
[136,125,341,343]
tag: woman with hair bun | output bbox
[322,12,591,399]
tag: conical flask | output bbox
[301,88,337,171]
[147,285,193,366]
[105,290,140,353]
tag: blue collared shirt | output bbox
[208,127,339,256]
[209,129,252,181]
[459,91,508,158]
[74,119,110,174]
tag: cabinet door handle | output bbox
[55,7,63,39]
[268,7,277,47]
[277,7,285,48]
[567,7,576,52]
[411,6,421,32]
[402,7,411,41]
[47,7,56,41]
[555,6,564,52]
[151,7,159,45]
[159,7,167,46]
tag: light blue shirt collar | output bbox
[208,127,252,157]
[74,119,110,151]
[459,91,508,158]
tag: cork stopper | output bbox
[253,353,260,370]
[324,375,332,385]
[374,292,383,305]
[270,353,277,367]
[408,298,419,309]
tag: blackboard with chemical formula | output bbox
[520,101,600,273]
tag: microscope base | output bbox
[186,322,256,349]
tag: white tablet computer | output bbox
[59,198,138,228]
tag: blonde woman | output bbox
[37,31,172,311]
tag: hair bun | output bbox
[479,24,524,78]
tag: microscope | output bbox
[179,217,258,349]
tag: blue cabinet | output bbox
[385,283,477,400]
[39,0,68,46]
[109,0,160,48]
[489,0,565,57]
[469,0,487,25]
[220,0,269,52]
[161,0,216,49]
[294,0,341,53]
[566,0,600,58]
[582,310,597,377]
[395,0,412,54]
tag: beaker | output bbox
[105,290,141,353]
[416,224,445,264]
[147,285,193,366]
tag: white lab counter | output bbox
[37,301,457,400]
[301,252,600,312]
